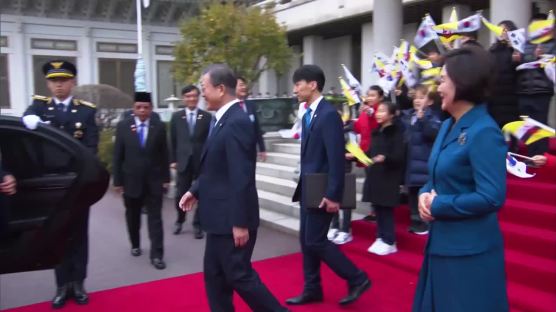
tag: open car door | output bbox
[0,115,109,274]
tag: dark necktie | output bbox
[302,108,312,138]
[188,112,195,136]
[138,123,146,147]
[239,101,246,112]
[207,116,216,138]
[56,103,65,112]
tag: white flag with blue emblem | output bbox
[508,28,526,54]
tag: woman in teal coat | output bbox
[413,46,509,312]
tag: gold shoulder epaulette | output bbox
[32,95,50,102]
[76,99,97,109]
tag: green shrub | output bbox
[98,129,115,173]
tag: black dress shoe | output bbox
[131,248,142,257]
[72,281,89,305]
[52,285,69,309]
[194,227,204,239]
[339,278,371,305]
[285,292,323,305]
[151,258,166,270]
[173,222,183,235]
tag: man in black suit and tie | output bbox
[169,85,211,237]
[236,77,266,162]
[286,65,370,306]
[113,91,170,270]
[180,64,288,312]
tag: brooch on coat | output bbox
[73,122,84,139]
[458,132,467,145]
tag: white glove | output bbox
[22,115,50,130]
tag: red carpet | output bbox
[5,142,556,311]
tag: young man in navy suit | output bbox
[286,65,370,306]
[180,64,288,312]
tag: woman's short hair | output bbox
[443,46,493,104]
[379,101,398,116]
[369,85,384,98]
[498,20,518,32]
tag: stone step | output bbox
[256,162,298,181]
[271,142,300,155]
[256,174,297,197]
[257,189,369,219]
[259,206,367,236]
[265,152,300,167]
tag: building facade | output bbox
[0,0,200,115]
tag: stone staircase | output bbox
[256,133,368,235]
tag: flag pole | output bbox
[136,0,143,55]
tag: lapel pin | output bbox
[71,109,77,113]
[458,132,467,145]
[48,107,54,111]
[197,114,203,120]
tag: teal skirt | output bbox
[413,247,509,312]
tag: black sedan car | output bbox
[0,115,109,274]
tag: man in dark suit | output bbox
[113,91,170,270]
[236,77,266,161]
[169,85,211,237]
[180,64,287,312]
[22,60,98,309]
[286,65,370,306]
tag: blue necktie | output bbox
[302,108,312,138]
[56,103,65,112]
[138,123,146,147]
[207,116,216,138]
[188,112,195,137]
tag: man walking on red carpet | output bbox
[180,64,289,312]
[286,65,371,306]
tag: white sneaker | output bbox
[370,240,398,256]
[367,238,383,253]
[327,228,339,241]
[332,232,353,245]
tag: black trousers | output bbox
[408,187,427,228]
[330,209,352,232]
[55,207,89,287]
[204,231,286,312]
[124,192,163,259]
[374,205,395,245]
[518,94,552,156]
[174,166,200,227]
[299,205,366,294]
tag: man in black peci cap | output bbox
[112,91,170,270]
[22,59,98,309]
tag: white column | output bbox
[361,22,374,91]
[78,27,94,86]
[373,0,402,55]
[302,35,322,65]
[11,22,28,115]
[490,0,531,29]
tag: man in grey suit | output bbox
[169,85,211,238]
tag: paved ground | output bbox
[0,190,300,310]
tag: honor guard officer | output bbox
[22,60,98,309]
